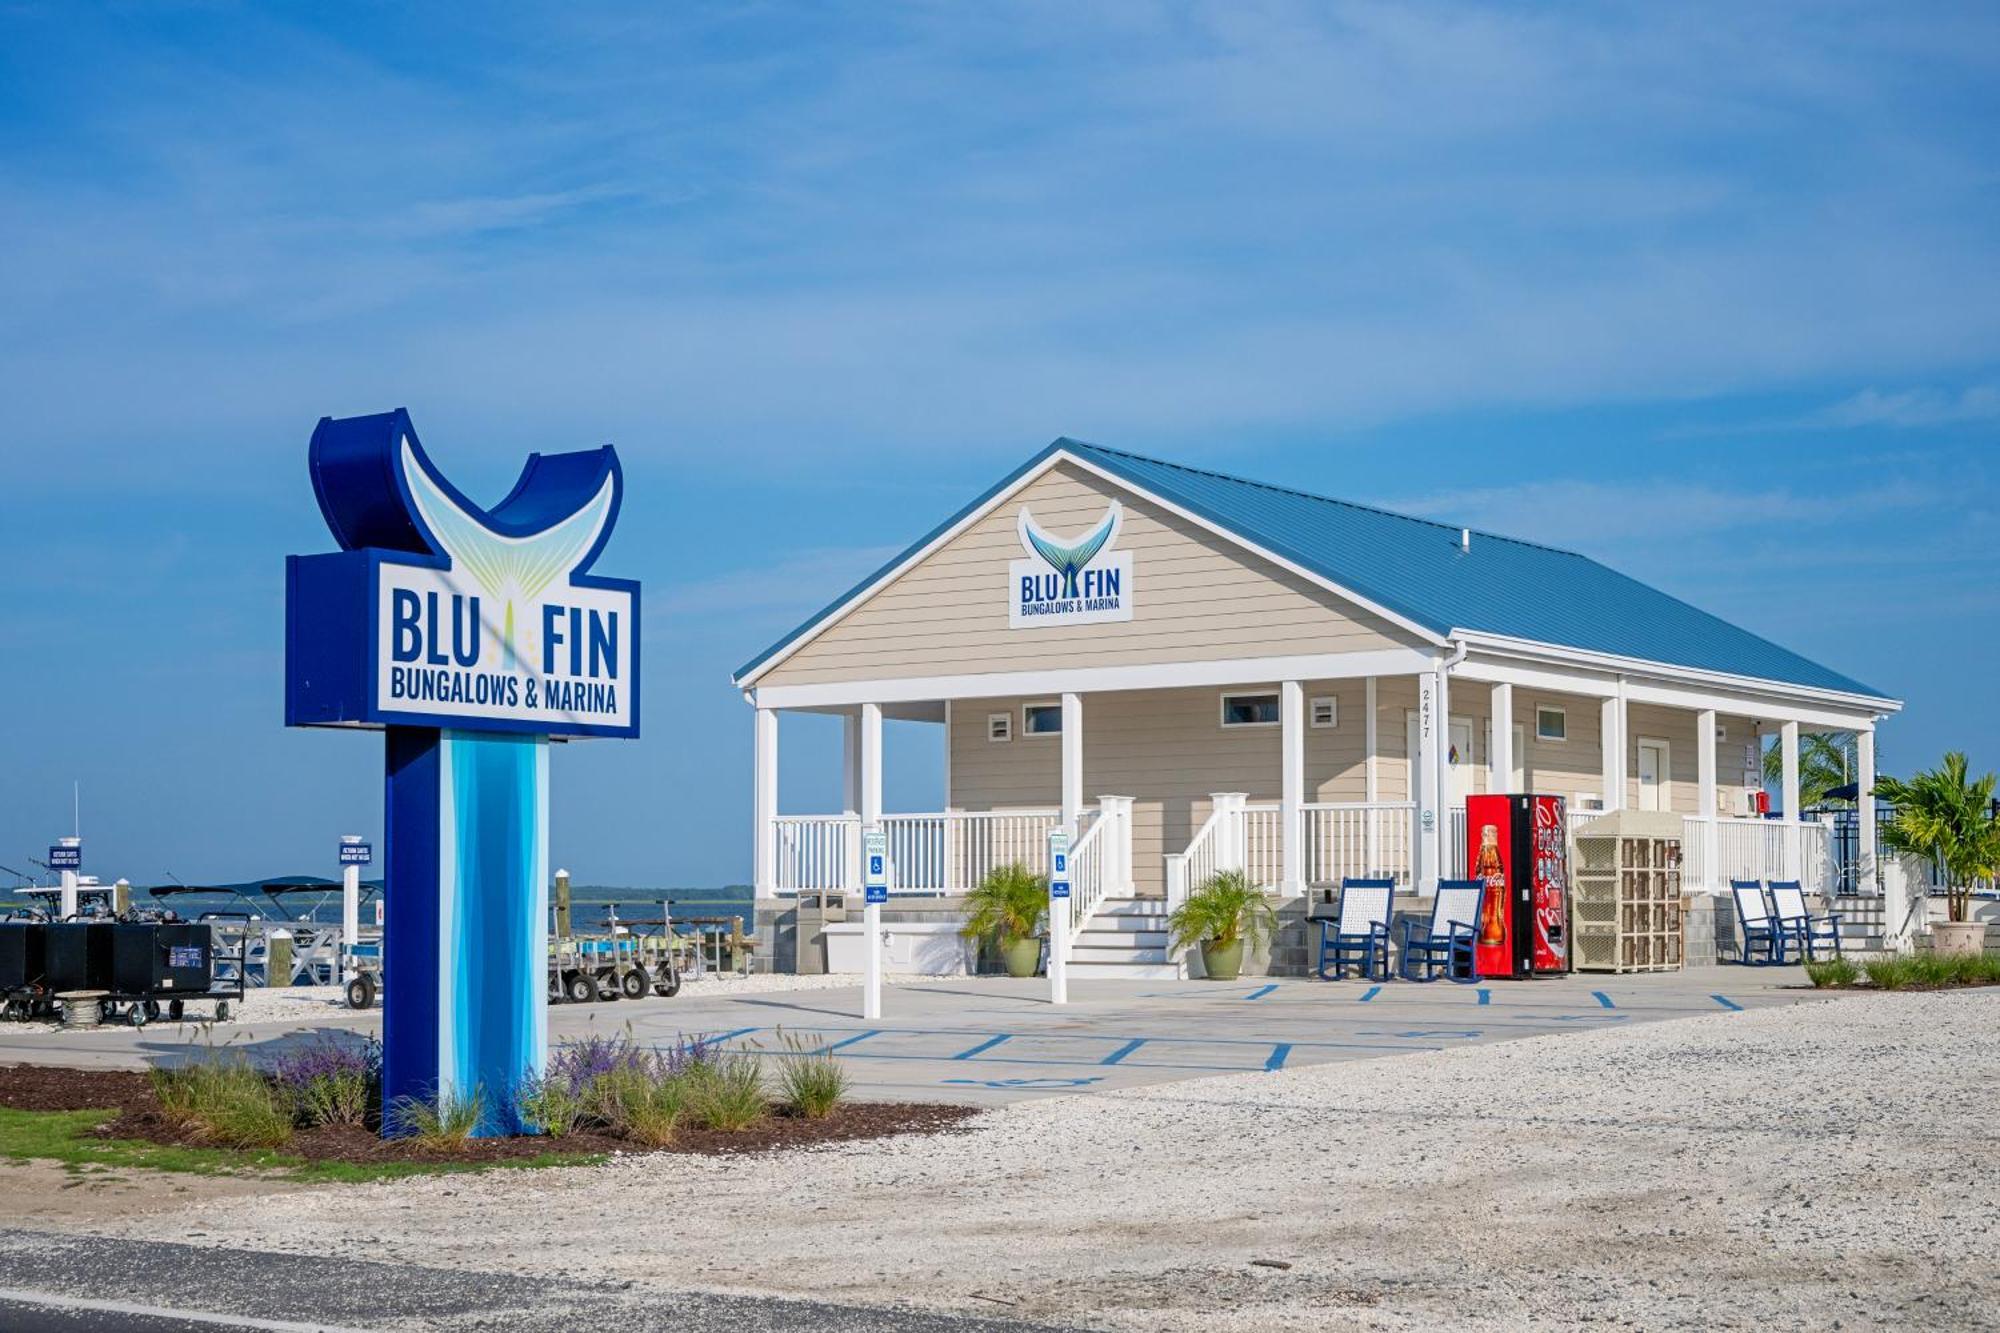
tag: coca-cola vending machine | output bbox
[1466,793,1570,979]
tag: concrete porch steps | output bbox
[1067,896,1185,981]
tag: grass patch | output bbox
[151,1058,293,1149]
[0,1106,600,1182]
[686,1050,768,1133]
[389,1086,484,1152]
[1805,957,1860,988]
[774,1032,850,1120]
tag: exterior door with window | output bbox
[1637,739,1669,812]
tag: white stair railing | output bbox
[1240,803,1285,890]
[1063,795,1134,942]
[1166,808,1225,920]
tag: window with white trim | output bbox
[1535,705,1567,742]
[1309,696,1337,728]
[1022,702,1063,736]
[1220,691,1281,728]
[987,713,1012,742]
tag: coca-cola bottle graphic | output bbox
[1475,823,1507,947]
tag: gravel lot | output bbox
[60,988,2000,1331]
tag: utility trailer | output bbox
[30,916,247,1026]
[0,917,54,1019]
[343,933,681,1010]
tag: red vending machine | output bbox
[1465,793,1570,979]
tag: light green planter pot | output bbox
[1200,939,1245,981]
[1002,936,1043,978]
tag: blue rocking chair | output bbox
[1317,877,1396,981]
[1769,880,1842,961]
[1399,879,1483,983]
[1730,880,1782,965]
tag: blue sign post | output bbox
[862,829,887,1020]
[47,844,81,871]
[338,841,374,866]
[286,410,640,1136]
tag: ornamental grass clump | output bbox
[520,1030,735,1146]
[151,1054,294,1150]
[773,1030,849,1119]
[389,1085,484,1152]
[686,1049,768,1132]
[1804,957,1859,988]
[270,1036,379,1129]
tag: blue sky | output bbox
[2,2,1995,888]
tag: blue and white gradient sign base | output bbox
[386,727,549,1135]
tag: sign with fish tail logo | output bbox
[284,408,641,1138]
[1009,500,1133,628]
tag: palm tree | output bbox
[1872,752,2000,924]
[1761,731,1858,811]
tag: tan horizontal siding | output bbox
[759,460,1418,687]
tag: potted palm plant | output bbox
[1167,869,1278,981]
[1874,752,2000,957]
[958,862,1047,977]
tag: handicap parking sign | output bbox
[863,830,888,904]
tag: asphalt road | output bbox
[0,1229,1070,1332]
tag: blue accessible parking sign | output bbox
[864,831,888,905]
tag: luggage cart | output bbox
[99,918,245,1027]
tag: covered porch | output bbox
[753,660,1876,918]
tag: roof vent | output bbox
[1459,528,1471,552]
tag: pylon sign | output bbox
[285,408,641,1135]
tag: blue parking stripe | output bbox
[1358,985,1382,1002]
[703,1026,761,1044]
[1711,994,1744,1011]
[1100,1038,1148,1065]
[1244,984,1278,1001]
[1264,1043,1292,1072]
[820,1029,882,1053]
[1476,989,1492,1006]
[949,1033,1014,1061]
[1592,991,1616,1009]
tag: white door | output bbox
[1449,718,1474,806]
[1637,739,1668,812]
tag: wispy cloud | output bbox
[1802,383,2000,430]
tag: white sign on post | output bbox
[1047,829,1070,1005]
[862,829,887,1020]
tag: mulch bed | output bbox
[0,1063,979,1166]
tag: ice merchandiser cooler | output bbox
[1466,793,1570,979]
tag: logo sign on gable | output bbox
[1009,500,1133,629]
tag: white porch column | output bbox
[1099,795,1135,893]
[1600,687,1626,811]
[1490,682,1514,794]
[1060,692,1083,835]
[841,709,862,815]
[1364,676,1380,872]
[1780,720,1801,880]
[753,706,778,895]
[1417,668,1445,891]
[1280,680,1305,896]
[1211,792,1249,871]
[1697,709,1718,893]
[1857,727,1878,894]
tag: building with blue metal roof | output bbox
[734,440,1902,977]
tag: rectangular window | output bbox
[987,713,1011,742]
[1536,705,1567,742]
[1220,691,1281,728]
[1022,702,1063,736]
[1310,696,1338,728]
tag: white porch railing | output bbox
[770,809,1061,895]
[1699,815,1832,894]
[1301,801,1418,886]
[771,815,856,895]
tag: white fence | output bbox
[1301,802,1418,886]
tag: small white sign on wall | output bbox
[1009,501,1134,628]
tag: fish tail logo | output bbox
[1018,501,1121,599]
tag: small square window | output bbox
[1220,692,1281,727]
[1310,696,1338,728]
[987,713,1011,742]
[1536,705,1567,742]
[1022,702,1063,736]
[1715,723,1729,743]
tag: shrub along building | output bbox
[734,440,1903,977]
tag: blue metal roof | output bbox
[738,438,1891,702]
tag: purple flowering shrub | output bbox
[514,1028,729,1143]
[268,1035,380,1128]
